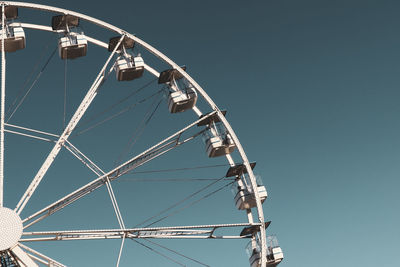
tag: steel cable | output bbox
[128,163,231,174]
[5,37,55,120]
[114,93,163,166]
[144,239,210,267]
[134,175,227,228]
[6,46,58,122]
[75,78,157,129]
[63,58,67,130]
[73,89,162,137]
[144,181,235,228]
[131,239,186,267]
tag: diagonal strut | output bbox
[14,35,126,215]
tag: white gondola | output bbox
[203,123,236,157]
[232,174,267,210]
[158,67,198,113]
[246,235,284,267]
[115,55,144,81]
[0,24,25,52]
[168,85,197,113]
[58,32,87,59]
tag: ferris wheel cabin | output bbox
[52,15,87,60]
[226,163,268,210]
[198,112,236,157]
[0,25,25,52]
[109,36,145,81]
[158,67,198,113]
[114,55,144,81]
[232,175,267,210]
[0,4,284,266]
[58,32,87,59]
[246,235,284,267]
[0,7,25,53]
[167,85,197,113]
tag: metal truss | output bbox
[22,112,214,229]
[14,35,126,216]
[21,223,260,242]
[0,2,274,266]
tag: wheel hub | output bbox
[0,207,23,251]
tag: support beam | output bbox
[2,3,272,265]
[21,223,259,241]
[11,245,39,267]
[18,243,66,267]
[14,35,125,215]
[22,113,214,229]
[0,4,5,207]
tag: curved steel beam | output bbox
[3,1,268,265]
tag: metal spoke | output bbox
[132,239,186,267]
[17,243,66,267]
[116,235,125,267]
[4,123,60,143]
[5,123,60,138]
[14,35,126,215]
[21,223,259,242]
[4,129,55,143]
[0,3,278,266]
[0,3,6,207]
[62,141,126,230]
[143,239,210,267]
[22,112,215,229]
[63,141,103,176]
[10,245,39,267]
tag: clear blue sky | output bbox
[2,0,400,266]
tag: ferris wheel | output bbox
[0,2,283,266]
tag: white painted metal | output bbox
[22,112,215,228]
[115,55,144,81]
[21,222,261,242]
[0,207,22,250]
[0,22,25,52]
[4,129,55,143]
[203,123,236,157]
[0,2,273,265]
[105,176,126,230]
[11,245,39,267]
[116,235,125,267]
[18,243,66,267]
[168,86,197,113]
[3,124,59,143]
[232,174,268,210]
[271,247,284,262]
[141,64,203,117]
[58,32,87,59]
[61,140,127,232]
[21,235,250,242]
[0,4,4,208]
[14,35,125,215]
[246,236,284,267]
[24,222,261,233]
[5,123,60,138]
[9,26,24,51]
[234,185,268,210]
[63,141,103,176]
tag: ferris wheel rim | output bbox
[0,1,269,266]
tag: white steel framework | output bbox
[0,1,280,266]
[0,4,5,207]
